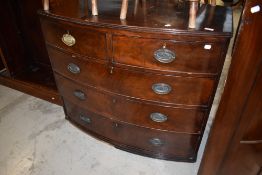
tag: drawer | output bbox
[55,73,206,134]
[64,100,200,162]
[50,48,215,107]
[41,18,107,60]
[112,35,223,75]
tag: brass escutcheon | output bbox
[62,33,76,46]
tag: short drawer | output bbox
[112,35,224,75]
[50,48,215,107]
[41,18,107,60]
[65,100,200,162]
[55,74,206,134]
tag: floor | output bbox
[0,6,241,175]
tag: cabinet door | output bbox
[0,0,28,76]
[198,0,262,174]
[219,0,262,172]
[15,0,50,65]
[220,68,262,175]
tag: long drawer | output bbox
[49,47,215,107]
[112,35,224,75]
[41,18,107,60]
[64,100,200,162]
[55,73,206,134]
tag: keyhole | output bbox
[110,66,114,74]
[163,43,167,49]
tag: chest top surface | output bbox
[39,0,232,36]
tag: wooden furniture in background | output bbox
[0,0,61,105]
[198,0,262,174]
[39,0,232,162]
[42,0,217,27]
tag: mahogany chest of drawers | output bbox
[39,0,232,162]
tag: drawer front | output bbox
[64,100,199,161]
[55,74,205,134]
[41,18,107,60]
[49,48,215,106]
[112,35,223,75]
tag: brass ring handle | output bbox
[152,83,172,95]
[62,33,76,46]
[149,138,164,146]
[150,113,168,123]
[73,90,86,100]
[67,63,80,74]
[79,115,91,124]
[154,48,176,63]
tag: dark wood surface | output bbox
[64,99,200,162]
[198,0,262,174]
[55,73,207,134]
[14,0,51,65]
[49,47,215,107]
[39,0,232,161]
[0,74,61,105]
[41,19,107,60]
[112,35,225,76]
[220,65,262,175]
[0,0,29,76]
[0,64,61,105]
[0,0,61,105]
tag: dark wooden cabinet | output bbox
[220,68,262,175]
[198,0,262,174]
[0,0,61,105]
[0,0,260,169]
[39,0,232,162]
[0,0,28,76]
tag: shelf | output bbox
[0,64,62,105]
